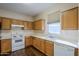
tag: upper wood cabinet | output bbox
[1,39,11,54]
[33,20,43,30]
[1,17,11,30]
[24,19,44,30]
[24,21,28,30]
[61,7,78,30]
[12,20,24,25]
[0,18,1,30]
[27,22,33,30]
[24,21,33,30]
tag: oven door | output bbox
[12,35,24,47]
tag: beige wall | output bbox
[0,9,33,21]
[0,9,34,39]
[33,4,78,45]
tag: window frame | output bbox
[47,22,61,34]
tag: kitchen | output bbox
[0,3,79,56]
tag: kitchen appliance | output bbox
[11,24,25,51]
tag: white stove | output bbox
[12,25,25,51]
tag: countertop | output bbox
[0,34,78,48]
[31,35,78,48]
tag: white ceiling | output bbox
[0,3,53,16]
[0,3,78,16]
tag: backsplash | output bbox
[0,30,33,40]
[61,30,78,45]
[0,30,12,39]
[33,30,78,45]
[0,29,78,46]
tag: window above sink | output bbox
[47,11,61,34]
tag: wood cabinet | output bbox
[33,37,40,49]
[12,20,24,25]
[78,49,79,56]
[33,20,43,30]
[25,36,33,47]
[0,18,1,30]
[78,7,79,30]
[24,21,28,30]
[24,20,43,30]
[27,22,33,30]
[74,48,78,56]
[39,39,45,54]
[62,7,78,30]
[45,40,54,56]
[33,37,54,56]
[24,21,33,30]
[0,40,1,54]
[1,17,11,30]
[1,39,11,54]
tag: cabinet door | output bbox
[62,7,78,30]
[34,20,43,30]
[78,49,79,56]
[74,48,78,56]
[24,21,33,30]
[33,37,40,49]
[45,40,54,56]
[33,37,37,48]
[24,21,28,30]
[1,18,11,30]
[35,38,41,50]
[1,39,11,54]
[12,20,18,25]
[39,39,45,53]
[78,7,79,30]
[0,39,1,53]
[18,20,24,25]
[27,22,33,30]
[25,36,32,47]
[12,20,24,25]
[0,18,2,30]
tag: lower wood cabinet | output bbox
[25,36,33,47]
[32,37,54,56]
[33,37,40,49]
[1,39,12,54]
[0,40,1,53]
[78,49,79,56]
[74,48,79,56]
[45,40,54,56]
[39,39,45,54]
[78,7,79,30]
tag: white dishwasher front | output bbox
[54,42,74,56]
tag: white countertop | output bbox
[31,35,78,48]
